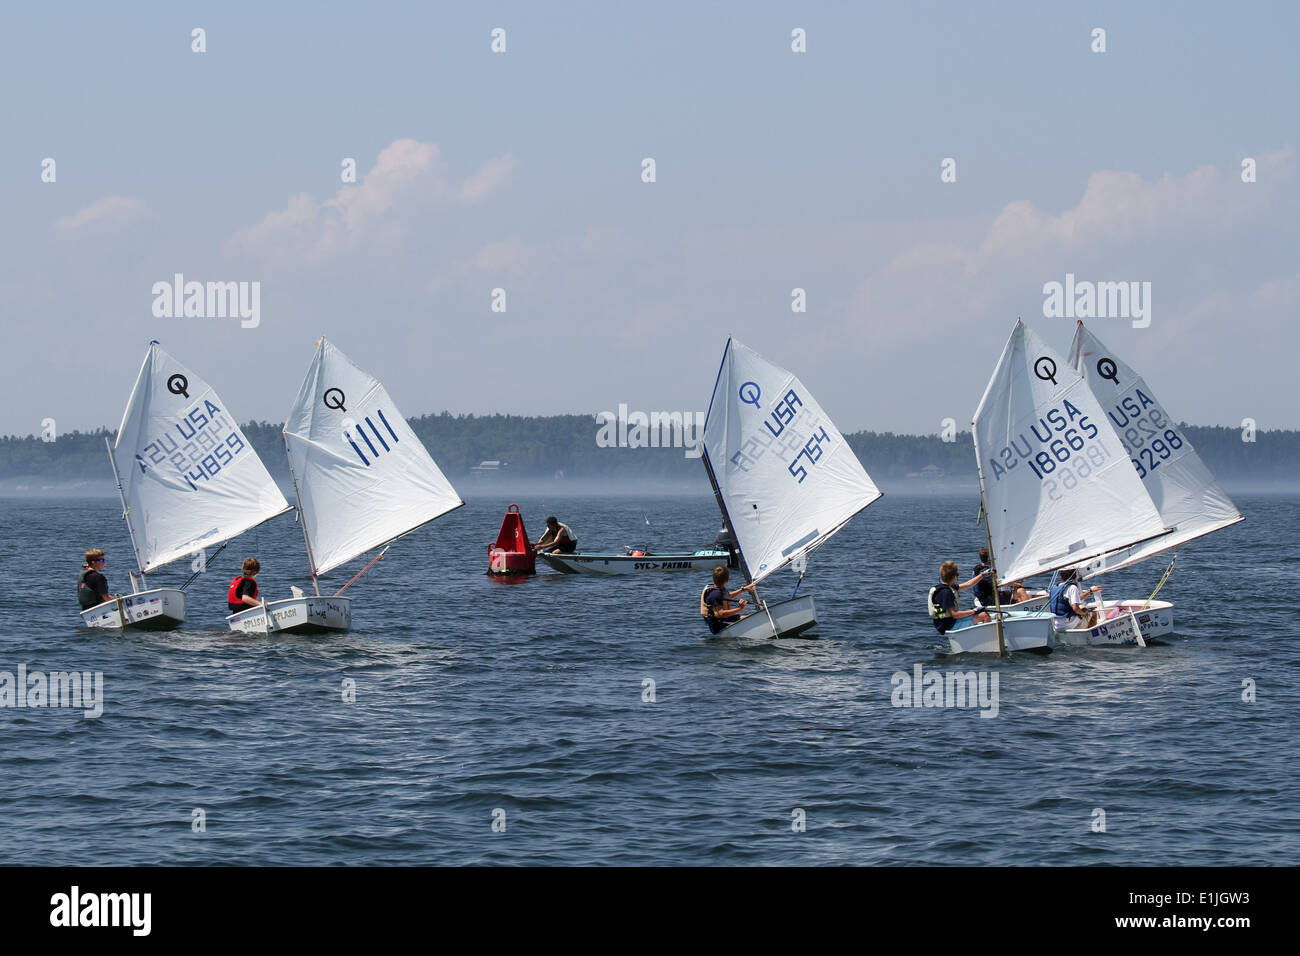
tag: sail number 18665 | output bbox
[1025,429,1097,479]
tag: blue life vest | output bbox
[1050,581,1074,617]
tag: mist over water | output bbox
[2,493,1295,865]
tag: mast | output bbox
[972,439,1006,657]
[283,430,321,597]
[106,435,145,589]
[701,445,751,583]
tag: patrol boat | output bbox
[697,337,882,639]
[227,338,463,634]
[81,342,289,630]
[537,527,737,575]
[1050,320,1244,646]
[538,548,733,574]
[947,320,1173,655]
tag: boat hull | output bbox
[708,595,817,640]
[227,595,352,634]
[541,551,731,575]
[946,611,1053,654]
[1057,600,1174,646]
[975,591,1048,613]
[80,588,185,630]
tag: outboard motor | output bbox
[712,525,740,570]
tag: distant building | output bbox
[906,464,945,480]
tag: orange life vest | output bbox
[228,575,257,604]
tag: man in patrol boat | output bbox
[534,517,578,554]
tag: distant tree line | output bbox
[0,414,1293,484]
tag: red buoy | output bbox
[487,504,536,575]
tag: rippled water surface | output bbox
[2,492,1296,865]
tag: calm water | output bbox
[2,491,1296,865]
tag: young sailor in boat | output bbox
[227,558,264,614]
[1050,567,1102,632]
[77,549,112,610]
[971,548,1030,608]
[534,517,578,554]
[700,565,755,634]
[928,561,991,634]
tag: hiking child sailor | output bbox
[971,548,1031,608]
[700,565,755,634]
[77,549,113,610]
[534,516,578,554]
[227,558,265,614]
[1051,567,1102,632]
[928,561,991,634]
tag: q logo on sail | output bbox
[1033,357,1058,385]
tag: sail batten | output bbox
[284,339,462,576]
[112,344,290,573]
[1067,323,1243,577]
[973,321,1167,584]
[701,338,881,584]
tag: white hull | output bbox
[227,595,352,634]
[80,588,185,630]
[975,591,1048,613]
[540,551,731,575]
[946,611,1053,654]
[1058,600,1174,646]
[707,595,817,640]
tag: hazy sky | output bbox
[2,1,1296,438]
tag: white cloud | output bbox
[849,148,1298,346]
[231,139,516,266]
[50,196,147,235]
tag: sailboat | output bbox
[1054,320,1244,645]
[227,338,463,634]
[949,320,1172,655]
[698,337,881,639]
[81,342,290,630]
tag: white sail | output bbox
[1067,322,1243,576]
[701,337,881,584]
[112,343,290,572]
[972,321,1169,583]
[284,338,463,576]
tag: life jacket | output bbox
[972,563,995,606]
[558,523,577,544]
[77,568,102,610]
[927,583,955,620]
[1050,581,1074,617]
[700,585,726,619]
[228,575,258,606]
